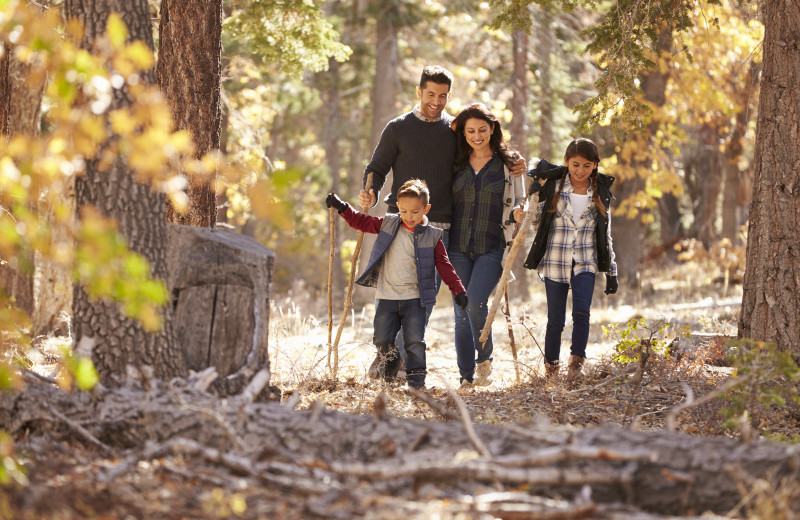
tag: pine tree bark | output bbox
[537,13,554,162]
[158,0,222,228]
[356,11,398,306]
[64,0,183,382]
[722,61,759,242]
[0,39,46,320]
[694,123,724,248]
[739,0,800,353]
[508,29,530,301]
[318,54,346,303]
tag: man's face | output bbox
[397,196,431,229]
[416,81,451,120]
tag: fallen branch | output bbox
[331,458,629,487]
[43,402,113,455]
[408,387,458,420]
[665,375,749,431]
[446,386,491,457]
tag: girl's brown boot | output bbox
[567,355,585,380]
[544,362,559,378]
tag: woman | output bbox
[448,103,525,388]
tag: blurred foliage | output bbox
[721,340,800,439]
[0,5,240,366]
[57,344,99,392]
[225,0,351,75]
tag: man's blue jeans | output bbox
[448,248,503,382]
[543,271,596,365]
[394,229,449,363]
[373,298,428,388]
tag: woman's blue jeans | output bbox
[448,248,504,382]
[373,298,428,388]
[543,271,596,365]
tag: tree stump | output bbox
[166,224,275,395]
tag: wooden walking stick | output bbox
[479,194,537,347]
[503,287,520,383]
[326,207,335,371]
[330,173,373,379]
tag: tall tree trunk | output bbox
[356,12,398,306]
[508,29,530,301]
[537,12,554,161]
[694,123,724,248]
[64,0,183,382]
[510,31,529,163]
[722,61,759,242]
[158,0,222,227]
[0,38,46,321]
[739,0,800,353]
[657,194,681,246]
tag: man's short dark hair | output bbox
[420,65,453,91]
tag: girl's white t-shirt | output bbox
[569,193,590,223]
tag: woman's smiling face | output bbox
[464,117,493,154]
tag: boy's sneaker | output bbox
[473,360,493,386]
[368,350,404,381]
[367,354,382,380]
[458,378,474,392]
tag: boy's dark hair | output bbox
[420,65,453,91]
[397,179,430,206]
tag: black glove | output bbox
[454,292,468,309]
[325,193,348,213]
[604,275,618,295]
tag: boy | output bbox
[326,179,468,389]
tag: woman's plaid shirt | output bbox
[531,176,617,283]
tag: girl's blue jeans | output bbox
[448,248,503,382]
[373,298,428,388]
[543,271,596,365]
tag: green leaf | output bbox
[74,358,99,391]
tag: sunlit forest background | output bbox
[214,0,761,311]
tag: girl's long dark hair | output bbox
[550,138,607,216]
[452,103,515,172]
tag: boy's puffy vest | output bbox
[523,161,615,272]
[356,214,444,307]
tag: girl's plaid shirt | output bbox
[531,176,617,284]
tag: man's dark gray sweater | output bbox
[364,111,457,224]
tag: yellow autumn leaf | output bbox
[124,40,155,70]
[106,13,128,49]
[109,109,138,136]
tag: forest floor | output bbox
[4,258,800,519]
[270,260,749,432]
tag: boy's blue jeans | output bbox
[373,298,428,388]
[448,248,503,382]
[543,271,596,365]
[393,229,449,363]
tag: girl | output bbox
[449,103,526,388]
[515,138,618,380]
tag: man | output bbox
[359,65,525,380]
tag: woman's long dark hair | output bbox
[452,103,515,172]
[550,138,606,216]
